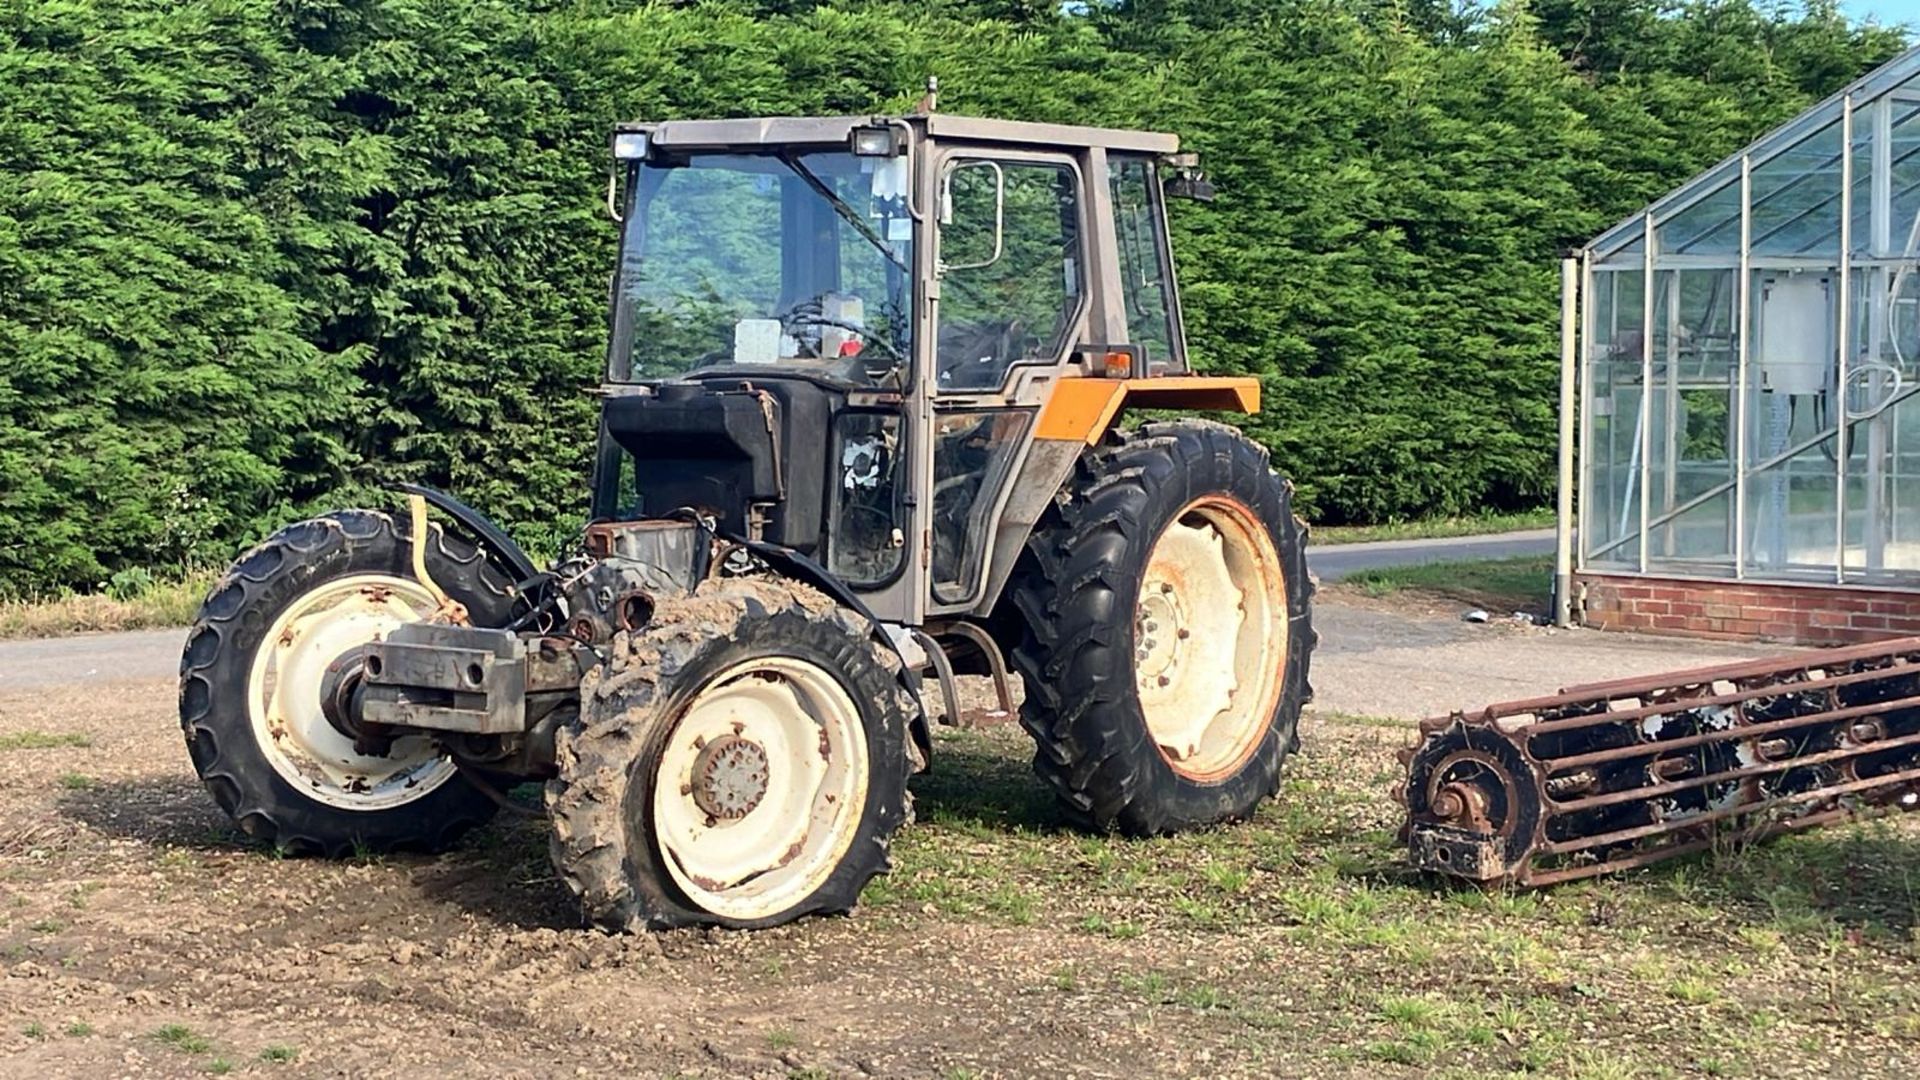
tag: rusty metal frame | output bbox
[1402,637,1920,887]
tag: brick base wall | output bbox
[1574,573,1920,645]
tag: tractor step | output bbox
[1399,638,1920,887]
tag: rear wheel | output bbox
[1011,421,1314,835]
[177,510,517,854]
[548,577,915,931]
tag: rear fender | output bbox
[974,375,1262,622]
[391,482,543,585]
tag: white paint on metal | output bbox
[1735,154,1752,579]
[246,574,458,811]
[1556,257,1577,628]
[651,657,868,921]
[1136,497,1287,780]
[1838,93,1854,584]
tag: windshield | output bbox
[608,151,915,387]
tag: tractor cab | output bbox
[589,113,1206,626]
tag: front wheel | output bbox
[1010,420,1314,835]
[177,510,519,854]
[547,577,916,931]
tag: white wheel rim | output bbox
[246,574,460,811]
[1136,495,1290,781]
[652,657,869,921]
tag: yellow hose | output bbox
[407,493,458,616]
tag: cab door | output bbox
[925,149,1089,610]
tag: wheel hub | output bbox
[1134,497,1289,781]
[1134,583,1187,685]
[247,574,458,810]
[690,734,771,821]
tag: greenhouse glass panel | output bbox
[1584,267,1645,567]
[1643,258,1738,571]
[1850,96,1920,259]
[1843,392,1920,577]
[1741,409,1838,577]
[1749,121,1842,258]
[1592,222,1644,268]
[1660,178,1742,258]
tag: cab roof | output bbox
[619,113,1181,156]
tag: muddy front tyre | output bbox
[177,510,517,855]
[1011,421,1313,835]
[548,578,916,931]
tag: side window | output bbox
[1109,157,1180,368]
[827,412,906,587]
[936,159,1081,391]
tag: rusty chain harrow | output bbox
[1399,638,1920,887]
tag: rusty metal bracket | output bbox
[909,628,963,728]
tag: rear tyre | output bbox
[177,510,517,855]
[1010,421,1314,835]
[548,577,916,931]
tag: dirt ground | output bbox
[3,600,1919,1079]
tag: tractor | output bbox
[178,110,1315,930]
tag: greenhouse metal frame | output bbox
[1570,44,1920,602]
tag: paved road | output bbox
[1306,527,1556,582]
[0,628,185,692]
[0,529,1557,693]
[1309,601,1756,720]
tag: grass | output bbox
[260,1045,297,1063]
[154,1023,212,1054]
[0,731,92,751]
[0,571,213,640]
[873,718,1920,1076]
[1340,553,1554,613]
[1310,509,1553,546]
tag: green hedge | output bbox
[0,0,1905,593]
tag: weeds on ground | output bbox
[0,732,92,752]
[875,718,1920,1076]
[1310,509,1554,546]
[0,570,213,639]
[153,1024,211,1054]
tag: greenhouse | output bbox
[1574,44,1920,621]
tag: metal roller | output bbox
[1400,638,1920,887]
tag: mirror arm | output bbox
[936,160,1006,275]
[883,119,924,222]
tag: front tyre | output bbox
[1011,420,1314,835]
[547,577,916,931]
[177,510,518,854]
